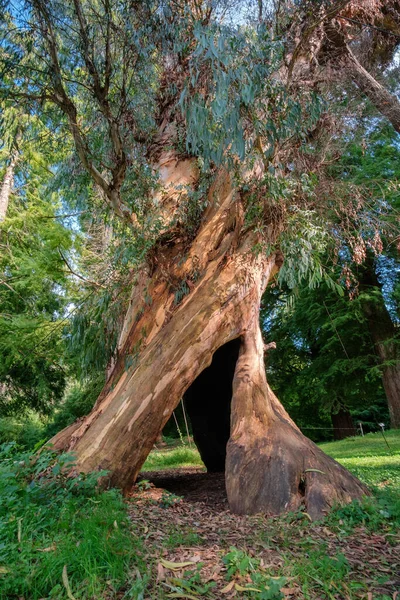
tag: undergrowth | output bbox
[0,443,147,600]
[1,430,399,599]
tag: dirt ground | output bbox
[127,468,400,599]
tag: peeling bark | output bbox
[226,314,367,519]
[344,46,400,135]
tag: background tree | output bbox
[262,279,391,441]
[0,113,72,417]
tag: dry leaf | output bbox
[157,562,166,582]
[281,587,297,596]
[160,559,196,570]
[62,565,76,600]
[167,594,199,600]
[221,580,235,593]
[235,583,261,592]
[37,545,56,553]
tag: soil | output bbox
[127,468,400,599]
[139,467,228,511]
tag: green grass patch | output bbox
[141,445,204,471]
[319,429,400,459]
[0,443,147,600]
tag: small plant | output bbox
[159,491,183,508]
[137,479,152,491]
[223,548,286,599]
[164,567,216,597]
[223,547,258,578]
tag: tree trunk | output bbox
[51,157,368,519]
[321,22,400,135]
[0,151,18,222]
[344,47,400,135]
[359,260,400,429]
[331,406,357,440]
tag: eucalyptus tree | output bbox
[2,0,399,518]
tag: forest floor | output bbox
[1,431,399,600]
[127,430,400,600]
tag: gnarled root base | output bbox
[226,320,369,520]
[226,416,368,520]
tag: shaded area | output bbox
[140,468,229,512]
[183,338,241,472]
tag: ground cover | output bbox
[0,431,398,599]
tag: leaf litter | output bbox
[126,468,400,599]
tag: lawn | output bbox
[1,431,399,599]
[143,430,400,490]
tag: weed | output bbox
[159,491,182,508]
[137,479,152,491]
[223,547,258,578]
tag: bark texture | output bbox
[320,21,400,134]
[359,261,400,429]
[331,406,357,440]
[344,47,400,135]
[51,154,369,519]
[225,314,367,520]
[0,152,17,222]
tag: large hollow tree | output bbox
[4,0,399,518]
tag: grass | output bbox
[319,429,400,458]
[1,431,399,599]
[0,443,147,600]
[142,444,204,471]
[143,430,400,489]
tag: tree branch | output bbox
[30,0,133,223]
[58,249,106,289]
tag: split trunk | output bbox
[51,152,368,519]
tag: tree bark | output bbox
[320,22,400,134]
[50,156,368,519]
[359,260,400,429]
[0,151,18,222]
[331,406,357,440]
[344,47,400,135]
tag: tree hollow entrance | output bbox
[184,338,241,473]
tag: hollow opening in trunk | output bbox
[183,337,241,472]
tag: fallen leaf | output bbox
[62,566,76,600]
[37,545,56,553]
[305,469,326,475]
[235,583,261,592]
[157,562,166,582]
[221,580,235,593]
[281,587,297,596]
[0,566,9,574]
[160,559,196,570]
[167,594,199,600]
